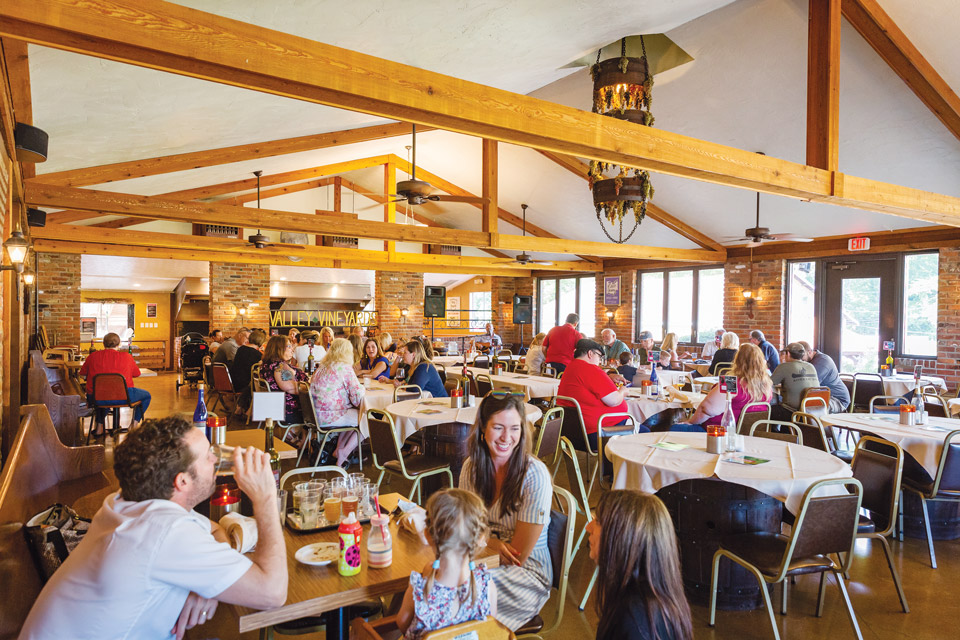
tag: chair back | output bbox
[785,479,862,576]
[394,384,422,403]
[475,374,494,397]
[542,365,558,379]
[420,618,515,640]
[715,364,733,377]
[553,396,592,454]
[791,411,832,452]
[366,409,403,469]
[869,395,902,413]
[435,363,446,384]
[280,465,347,490]
[851,437,902,535]
[931,430,960,496]
[839,373,855,407]
[539,485,577,634]
[800,387,831,417]
[922,393,949,418]
[443,378,461,396]
[252,377,270,393]
[300,382,320,427]
[250,362,262,383]
[534,407,564,464]
[473,356,490,370]
[736,402,770,436]
[749,419,803,445]
[852,373,884,411]
[91,373,129,404]
[212,363,235,393]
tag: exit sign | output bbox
[848,237,871,251]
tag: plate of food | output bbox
[296,542,339,566]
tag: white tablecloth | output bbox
[633,367,692,389]
[877,374,947,397]
[447,368,560,400]
[358,381,431,436]
[434,354,522,367]
[606,432,852,514]
[386,399,543,441]
[822,413,960,478]
[624,390,706,423]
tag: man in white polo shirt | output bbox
[20,417,287,640]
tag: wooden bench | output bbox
[27,350,85,447]
[0,404,116,639]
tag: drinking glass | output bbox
[212,444,241,475]
[277,489,288,525]
[323,486,343,524]
[363,481,379,517]
[349,472,365,491]
[342,486,359,519]
[295,485,321,529]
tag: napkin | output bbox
[398,502,429,545]
[663,385,689,403]
[220,512,258,553]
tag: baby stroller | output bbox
[176,332,209,391]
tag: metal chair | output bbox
[515,485,577,639]
[849,436,909,612]
[791,411,833,453]
[87,372,142,441]
[750,419,803,445]
[365,409,453,502]
[393,384,422,403]
[922,393,949,418]
[736,401,771,436]
[869,395,903,414]
[296,382,363,470]
[839,373,855,411]
[472,355,490,370]
[210,362,240,414]
[533,407,564,466]
[279,465,347,490]
[852,373,885,412]
[800,387,831,418]
[715,364,733,377]
[709,478,865,640]
[442,377,461,397]
[475,373,494,397]
[900,428,960,569]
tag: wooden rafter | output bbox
[807,0,841,171]
[842,0,960,144]
[481,139,498,236]
[1,37,31,179]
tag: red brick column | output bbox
[595,269,637,344]
[723,258,785,349]
[37,252,81,346]
[209,262,270,333]
[489,276,535,347]
[375,271,423,340]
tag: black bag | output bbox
[25,504,91,582]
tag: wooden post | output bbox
[806,0,841,171]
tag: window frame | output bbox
[537,275,596,335]
[634,265,725,345]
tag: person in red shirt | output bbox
[80,332,151,434]
[542,313,582,374]
[558,339,647,450]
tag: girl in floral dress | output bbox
[260,335,308,423]
[397,489,498,639]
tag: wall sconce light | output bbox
[238,306,247,316]
[21,270,35,286]
[400,308,409,323]
[605,310,615,321]
[1,230,30,274]
[742,289,753,299]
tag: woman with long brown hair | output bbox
[459,393,552,631]
[587,491,692,640]
[260,334,308,423]
[391,340,447,397]
[670,343,772,432]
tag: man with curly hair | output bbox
[20,417,287,640]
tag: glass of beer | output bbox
[323,486,343,524]
[342,486,359,519]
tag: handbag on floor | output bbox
[25,503,91,582]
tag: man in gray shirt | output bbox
[770,342,820,420]
[799,341,850,412]
[212,328,251,366]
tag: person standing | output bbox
[600,329,630,364]
[80,332,151,433]
[748,330,780,373]
[799,341,851,412]
[770,343,820,420]
[542,313,582,374]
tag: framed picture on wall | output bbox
[603,276,621,306]
[80,317,96,335]
[146,303,157,318]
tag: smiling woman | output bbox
[459,394,552,631]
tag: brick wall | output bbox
[490,276,535,347]
[375,271,424,339]
[209,262,270,333]
[38,252,81,346]
[723,258,785,349]
[595,269,636,344]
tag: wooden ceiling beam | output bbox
[1,37,32,179]
[29,122,429,187]
[842,0,960,144]
[806,0,841,171]
[481,139,498,236]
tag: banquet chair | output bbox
[442,377,460,396]
[533,407,564,466]
[750,420,803,445]
[848,437,909,612]
[516,485,577,639]
[365,409,453,502]
[839,374,855,410]
[715,364,733,377]
[297,383,363,470]
[709,478,865,640]
[209,363,240,414]
[800,387,831,418]
[86,372,142,441]
[435,363,447,384]
[737,402,771,436]
[475,373,495,398]
[790,411,833,453]
[921,393,949,418]
[279,464,347,490]
[353,617,514,640]
[900,428,960,569]
[868,395,903,414]
[542,365,558,378]
[472,355,490,370]
[393,384,423,403]
[852,373,885,412]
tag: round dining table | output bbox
[624,389,706,423]
[357,380,431,437]
[386,398,543,441]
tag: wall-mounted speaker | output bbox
[15,123,48,163]
[27,208,47,228]
[424,286,447,318]
[513,295,532,325]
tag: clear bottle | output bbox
[366,515,393,569]
[912,381,926,425]
[720,391,737,452]
[265,418,281,488]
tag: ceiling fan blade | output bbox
[269,243,306,250]
[768,233,814,242]
[532,260,554,266]
[432,195,487,204]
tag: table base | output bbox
[658,479,782,611]
[420,421,472,500]
[900,492,960,540]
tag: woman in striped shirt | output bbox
[459,393,552,631]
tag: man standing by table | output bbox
[20,417,287,640]
[600,328,630,364]
[542,313,582,374]
[799,341,851,412]
[80,332,151,433]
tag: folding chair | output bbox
[366,409,453,502]
[750,419,803,445]
[210,363,241,414]
[297,383,363,470]
[737,401,771,436]
[87,372,142,441]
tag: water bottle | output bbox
[649,363,660,397]
[721,392,736,452]
[194,384,208,433]
[912,381,926,425]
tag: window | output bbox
[538,276,596,337]
[786,261,816,345]
[469,291,491,331]
[902,252,938,356]
[80,302,134,339]
[636,266,724,344]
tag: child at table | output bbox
[618,351,638,381]
[396,489,498,639]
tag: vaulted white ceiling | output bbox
[23,0,960,290]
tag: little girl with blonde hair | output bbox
[397,489,498,639]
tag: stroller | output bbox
[176,332,209,391]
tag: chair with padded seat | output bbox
[442,377,461,397]
[791,411,833,453]
[800,387,831,418]
[750,419,803,445]
[533,407,564,466]
[852,373,885,413]
[515,485,577,640]
[900,428,960,569]
[393,384,423,403]
[352,616,515,640]
[848,436,909,612]
[87,372,142,441]
[472,355,490,370]
[709,478,865,640]
[921,393,949,418]
[475,373,495,398]
[366,409,453,502]
[839,373,855,409]
[869,395,904,414]
[737,401,771,436]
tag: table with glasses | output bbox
[633,366,693,389]
[446,367,560,400]
[855,373,948,398]
[386,398,543,441]
[605,431,852,609]
[624,389,706,423]
[680,360,713,376]
[358,380,432,435]
[433,354,522,367]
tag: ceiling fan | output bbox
[726,191,814,247]
[246,170,305,250]
[504,204,552,266]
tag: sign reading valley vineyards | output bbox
[270,310,379,328]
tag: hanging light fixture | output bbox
[588,36,655,243]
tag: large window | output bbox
[538,276,596,338]
[902,252,938,357]
[786,261,816,345]
[80,302,134,339]
[469,291,492,331]
[637,267,724,344]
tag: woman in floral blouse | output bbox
[310,338,366,467]
[261,335,308,423]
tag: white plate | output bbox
[295,542,338,566]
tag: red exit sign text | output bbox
[848,237,871,251]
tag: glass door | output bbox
[821,258,897,374]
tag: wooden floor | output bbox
[126,373,960,640]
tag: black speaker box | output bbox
[424,286,447,318]
[15,123,48,163]
[27,208,47,227]
[513,295,533,325]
